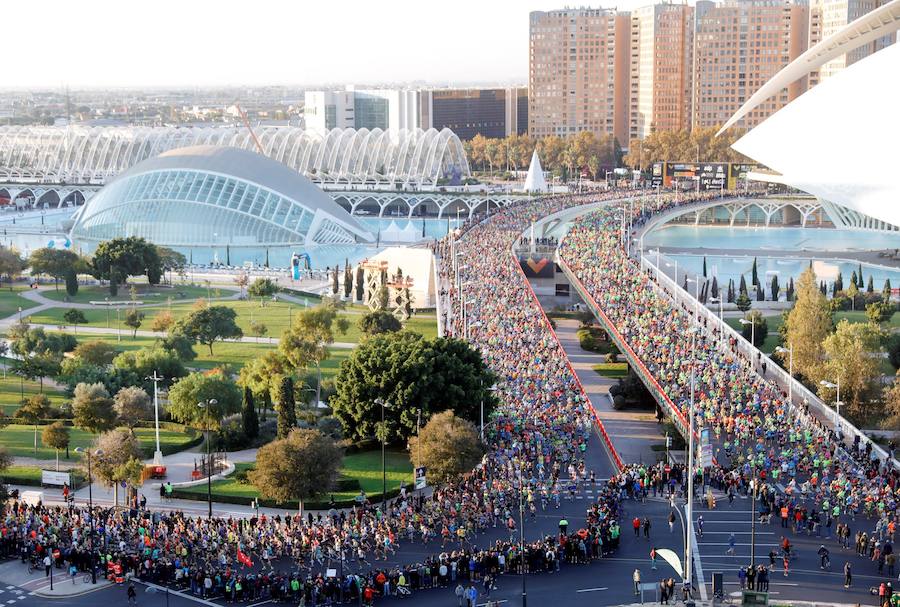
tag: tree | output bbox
[276,376,297,439]
[249,321,268,342]
[113,347,186,390]
[850,271,858,293]
[64,269,79,297]
[847,281,860,310]
[278,303,349,399]
[233,272,249,298]
[833,271,843,295]
[738,274,748,296]
[10,326,76,357]
[756,283,765,302]
[14,394,51,456]
[820,319,883,417]
[85,428,144,507]
[408,411,485,484]
[42,422,70,471]
[331,332,499,443]
[91,237,163,290]
[248,277,278,299]
[359,310,402,336]
[28,248,81,291]
[710,276,719,300]
[882,373,900,429]
[343,261,353,298]
[157,247,186,280]
[176,305,242,354]
[782,267,832,381]
[888,335,900,370]
[727,279,735,303]
[740,310,768,348]
[751,257,759,287]
[166,371,242,429]
[238,350,289,407]
[332,267,339,295]
[355,266,365,301]
[884,278,893,302]
[249,428,342,511]
[866,300,895,325]
[150,311,175,333]
[242,386,259,440]
[786,277,795,302]
[770,275,780,301]
[735,292,752,314]
[74,340,119,366]
[0,246,25,284]
[63,308,87,333]
[113,386,152,431]
[159,330,197,362]
[124,307,145,338]
[72,382,116,433]
[867,275,875,293]
[11,353,62,394]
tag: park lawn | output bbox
[835,310,900,329]
[0,465,86,486]
[39,283,217,305]
[725,314,785,334]
[0,375,68,415]
[0,424,194,460]
[592,362,628,378]
[182,450,413,502]
[0,288,41,320]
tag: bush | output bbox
[605,352,618,364]
[577,326,618,354]
[213,414,250,451]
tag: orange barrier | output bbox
[511,251,625,472]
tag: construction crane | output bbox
[233,103,266,156]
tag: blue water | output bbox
[0,215,459,271]
[662,253,900,291]
[644,225,900,252]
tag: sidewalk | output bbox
[554,318,662,465]
[0,559,110,598]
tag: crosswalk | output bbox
[0,585,29,604]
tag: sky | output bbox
[4,0,649,89]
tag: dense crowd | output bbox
[0,193,642,605]
[558,194,900,584]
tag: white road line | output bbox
[698,542,779,547]
[247,601,274,607]
[697,531,774,535]
[687,505,708,601]
[136,581,221,607]
[576,587,609,592]
[477,601,508,606]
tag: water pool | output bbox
[644,225,900,252]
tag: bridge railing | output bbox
[640,251,898,471]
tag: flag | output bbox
[237,548,253,568]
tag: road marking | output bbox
[137,581,221,607]
[477,601,508,606]
[247,601,273,607]
[698,542,779,547]
[687,505,708,601]
[576,587,609,593]
[696,531,774,535]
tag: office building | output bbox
[692,0,810,130]
[427,87,527,140]
[528,8,631,143]
[304,88,423,132]
[629,3,694,140]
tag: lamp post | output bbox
[820,379,842,428]
[519,463,527,607]
[197,398,218,518]
[105,298,109,328]
[464,299,477,340]
[116,307,121,343]
[74,447,103,584]
[749,475,758,567]
[147,371,164,465]
[739,317,755,351]
[775,345,794,407]
[684,328,699,598]
[375,398,391,512]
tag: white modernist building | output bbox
[723,0,900,230]
[0,125,470,190]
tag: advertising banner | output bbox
[414,466,427,490]
[41,470,71,486]
[699,163,728,191]
[519,256,555,278]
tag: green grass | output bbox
[39,283,216,305]
[725,314,785,335]
[592,362,629,378]
[0,288,41,319]
[28,300,436,342]
[0,424,194,460]
[0,465,86,487]
[0,375,68,415]
[181,450,413,502]
[835,310,900,329]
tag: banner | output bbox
[414,466,427,490]
[698,163,728,191]
[41,470,70,486]
[519,256,555,278]
[700,428,713,468]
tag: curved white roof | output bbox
[0,125,470,189]
[732,42,900,227]
[70,146,373,247]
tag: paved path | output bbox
[555,318,662,465]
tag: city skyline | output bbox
[4,0,648,89]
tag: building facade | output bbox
[808,0,896,84]
[426,87,527,140]
[528,8,631,143]
[629,3,694,141]
[692,0,810,130]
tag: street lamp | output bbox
[73,447,103,584]
[820,379,842,428]
[518,463,528,607]
[664,260,678,285]
[374,398,391,513]
[775,345,793,407]
[684,327,700,599]
[738,317,755,349]
[147,372,164,465]
[197,398,218,518]
[482,383,501,441]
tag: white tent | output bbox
[523,149,548,193]
[366,247,436,308]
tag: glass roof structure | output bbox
[0,125,470,189]
[69,146,374,248]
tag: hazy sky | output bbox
[5,0,650,89]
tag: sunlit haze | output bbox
[4,0,647,89]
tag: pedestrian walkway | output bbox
[0,560,110,598]
[554,318,661,465]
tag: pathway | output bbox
[554,318,662,465]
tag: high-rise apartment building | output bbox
[808,0,896,85]
[629,3,694,141]
[426,87,528,139]
[528,8,631,143]
[692,0,809,130]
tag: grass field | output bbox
[0,288,41,319]
[0,465,86,486]
[29,301,437,342]
[592,362,628,378]
[180,450,413,502]
[0,375,68,415]
[39,283,218,305]
[0,423,195,460]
